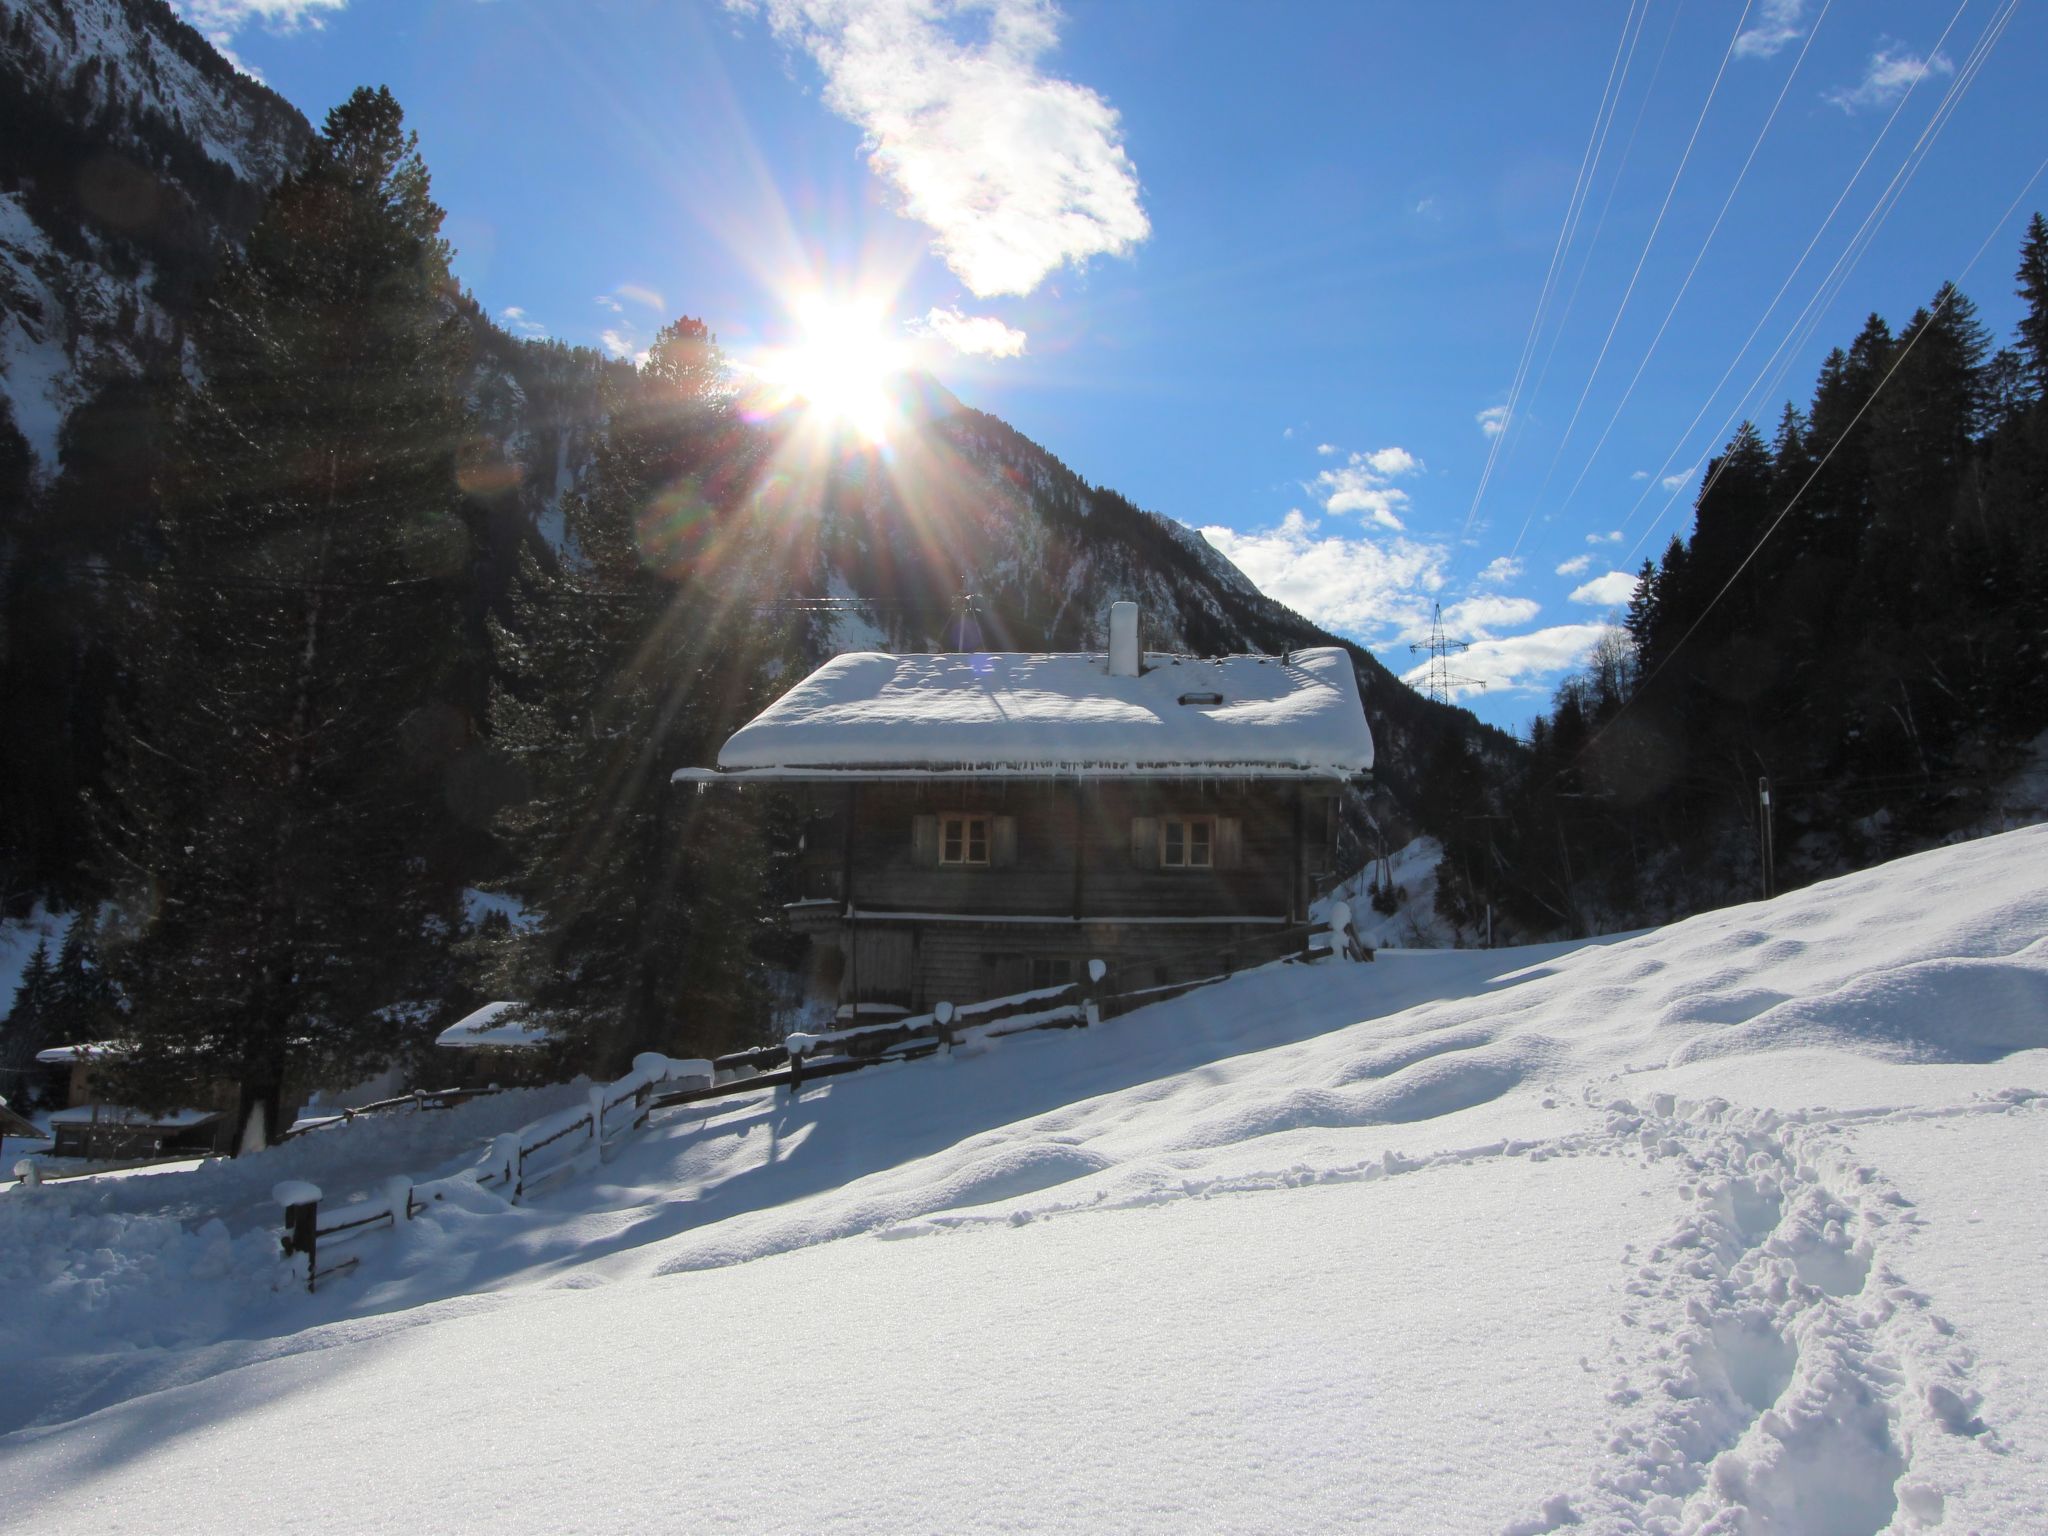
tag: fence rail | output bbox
[284,1085,508,1140]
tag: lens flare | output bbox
[754,292,907,445]
[636,478,715,578]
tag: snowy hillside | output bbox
[2,825,2044,1533]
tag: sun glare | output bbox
[761,294,907,444]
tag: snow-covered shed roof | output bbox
[435,1001,551,1051]
[680,647,1375,781]
[34,1041,127,1065]
[46,1104,220,1128]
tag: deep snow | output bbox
[1,825,2044,1534]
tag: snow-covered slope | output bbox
[2,825,2044,1532]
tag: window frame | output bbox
[1159,814,1217,870]
[939,812,992,867]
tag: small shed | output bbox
[33,1041,237,1159]
[434,1001,552,1089]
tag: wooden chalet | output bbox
[680,604,1375,1020]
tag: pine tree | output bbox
[480,319,804,1070]
[97,88,477,1143]
[1622,558,1659,660]
[49,911,119,1051]
[1685,421,1773,622]
[0,939,58,1097]
[2014,211,2048,400]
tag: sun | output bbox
[761,293,908,444]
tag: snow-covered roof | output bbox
[684,648,1374,781]
[47,1105,220,1128]
[435,1001,552,1051]
[34,1040,127,1065]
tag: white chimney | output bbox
[1108,601,1141,677]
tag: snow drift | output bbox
[1,824,2044,1533]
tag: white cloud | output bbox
[1586,530,1623,545]
[1734,0,1805,59]
[1630,469,1651,482]
[1435,594,1541,640]
[1200,512,1446,638]
[500,305,548,338]
[1475,555,1523,587]
[1660,465,1698,492]
[600,328,646,363]
[1401,623,1610,699]
[1282,426,1295,439]
[915,306,1027,357]
[1476,404,1509,439]
[1570,570,1639,607]
[596,295,625,314]
[1554,554,1593,577]
[1314,446,1422,530]
[741,0,1149,298]
[171,0,342,73]
[176,0,345,32]
[611,284,666,312]
[1315,443,1338,457]
[1825,45,1953,113]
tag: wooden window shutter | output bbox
[1130,816,1159,868]
[912,814,938,864]
[1216,816,1244,869]
[992,815,1018,867]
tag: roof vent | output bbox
[1108,601,1140,677]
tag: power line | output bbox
[1461,0,1651,541]
[1547,148,2048,789]
[1618,0,2005,558]
[1542,0,1836,541]
[1514,0,1761,553]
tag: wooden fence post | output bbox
[935,1001,956,1050]
[1084,959,1106,1028]
[274,1180,323,1294]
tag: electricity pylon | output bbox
[1408,602,1484,703]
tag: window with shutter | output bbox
[1160,815,1217,868]
[939,813,990,865]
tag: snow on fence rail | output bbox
[276,1052,709,1292]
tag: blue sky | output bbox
[187,0,2048,731]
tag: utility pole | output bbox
[1408,602,1484,703]
[1758,776,1776,901]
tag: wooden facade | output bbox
[781,776,1341,1014]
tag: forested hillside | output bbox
[1440,225,2048,937]
[0,10,1485,1136]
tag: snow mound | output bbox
[2,824,2045,1531]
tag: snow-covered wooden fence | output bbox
[276,1053,708,1292]
[658,907,1370,1105]
[275,907,1369,1293]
